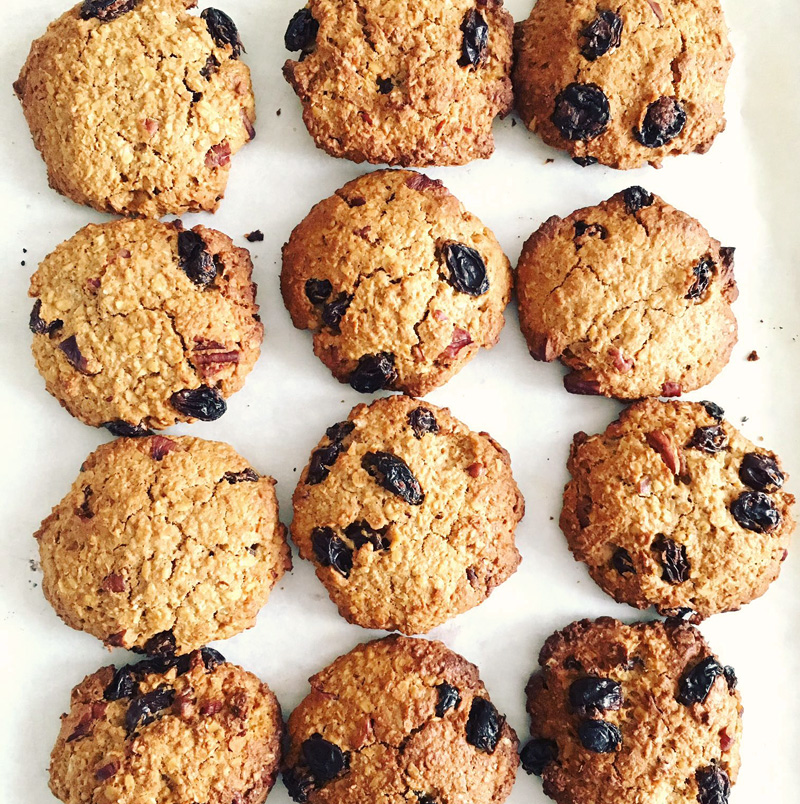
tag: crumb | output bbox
[245,230,264,243]
[29,559,40,572]
[276,109,282,116]
[545,158,554,164]
[747,350,759,362]
[741,416,748,423]
[21,261,25,266]
[511,118,517,127]
[23,248,27,253]
[549,516,554,521]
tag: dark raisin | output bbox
[686,258,713,299]
[143,630,176,658]
[344,521,389,551]
[696,764,731,804]
[311,527,353,578]
[573,221,607,239]
[103,420,153,438]
[170,386,226,421]
[416,796,437,804]
[408,407,439,439]
[435,683,461,717]
[125,687,176,736]
[283,767,314,803]
[245,230,264,242]
[689,425,728,453]
[285,8,319,52]
[442,242,489,296]
[321,292,352,331]
[700,401,724,421]
[611,547,635,575]
[458,9,488,68]
[307,444,343,485]
[677,656,723,706]
[178,230,217,287]
[377,77,394,94]
[195,647,225,671]
[635,96,687,148]
[730,491,781,532]
[29,299,63,336]
[201,8,243,58]
[325,421,354,443]
[302,733,350,784]
[572,156,598,166]
[104,666,138,701]
[580,10,622,60]
[465,698,501,753]
[651,536,690,584]
[722,666,737,691]
[551,83,610,141]
[569,677,623,717]
[200,54,220,79]
[223,468,260,483]
[349,352,397,393]
[622,186,654,213]
[578,720,621,753]
[58,335,91,374]
[520,738,558,776]
[362,451,424,505]
[80,0,137,22]
[739,453,784,493]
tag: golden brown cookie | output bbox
[283,635,519,804]
[29,218,263,432]
[561,399,795,620]
[35,436,290,653]
[516,187,738,399]
[513,0,734,169]
[282,0,513,166]
[522,618,742,804]
[14,0,255,217]
[281,169,512,396]
[291,395,524,633]
[49,648,282,804]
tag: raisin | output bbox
[170,386,226,421]
[58,335,91,374]
[199,647,226,671]
[730,491,781,533]
[377,77,394,94]
[416,796,437,804]
[739,453,784,493]
[696,764,731,804]
[569,677,623,717]
[689,425,728,453]
[611,547,635,575]
[465,698,501,753]
[200,54,220,79]
[580,10,622,60]
[408,407,439,438]
[574,221,607,239]
[125,687,176,736]
[435,683,461,717]
[458,9,488,68]
[326,420,355,443]
[349,352,397,393]
[143,630,176,658]
[178,231,217,287]
[442,242,489,296]
[551,83,610,141]
[520,738,558,776]
[578,720,621,753]
[29,299,63,336]
[95,761,120,781]
[362,452,424,505]
[283,767,314,803]
[104,666,138,701]
[285,8,319,52]
[104,420,153,438]
[223,468,260,483]
[686,258,713,299]
[572,156,598,166]
[80,0,137,22]
[307,444,343,485]
[651,536,690,584]
[311,527,353,578]
[722,666,737,692]
[344,521,389,551]
[302,733,350,784]
[622,186,654,213]
[321,292,352,331]
[677,656,723,705]
[700,401,724,421]
[201,8,242,58]
[635,96,687,148]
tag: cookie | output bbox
[35,436,290,653]
[516,187,738,399]
[522,618,742,804]
[29,218,263,431]
[291,395,524,633]
[282,0,513,166]
[14,0,255,217]
[49,648,282,804]
[281,169,512,396]
[283,635,519,804]
[561,399,795,620]
[513,0,734,169]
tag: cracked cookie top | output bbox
[282,0,513,166]
[281,169,512,396]
[14,0,255,217]
[29,218,263,431]
[49,649,282,804]
[522,618,742,804]
[560,399,795,620]
[291,395,524,634]
[35,435,290,653]
[513,0,734,169]
[282,635,519,804]
[516,187,738,399]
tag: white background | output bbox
[1,1,798,802]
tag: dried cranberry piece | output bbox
[651,536,690,583]
[178,231,217,287]
[349,352,397,393]
[143,630,176,658]
[442,242,489,296]
[730,491,781,532]
[125,687,176,736]
[149,436,177,461]
[377,77,394,94]
[408,407,439,439]
[201,8,243,58]
[611,547,635,575]
[689,425,728,453]
[520,738,558,775]
[578,720,621,753]
[283,767,314,803]
[344,521,389,551]
[104,421,153,438]
[696,764,731,804]
[687,258,713,299]
[580,10,622,60]
[29,299,63,336]
[622,186,654,213]
[80,0,137,22]
[302,733,350,784]
[551,83,610,141]
[435,683,461,717]
[362,452,424,505]
[700,401,724,421]
[739,453,784,493]
[677,656,723,706]
[569,677,622,717]
[458,9,488,68]
[635,96,687,148]
[170,386,226,421]
[465,698,501,753]
[311,527,353,577]
[321,292,352,331]
[223,468,259,483]
[305,278,333,305]
[95,761,120,781]
[285,8,319,52]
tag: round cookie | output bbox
[14,0,255,217]
[560,399,795,620]
[513,0,734,169]
[283,635,519,804]
[29,218,263,431]
[516,187,738,399]
[281,169,512,396]
[522,618,742,804]
[291,395,524,633]
[49,648,282,804]
[282,0,513,166]
[35,435,290,653]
